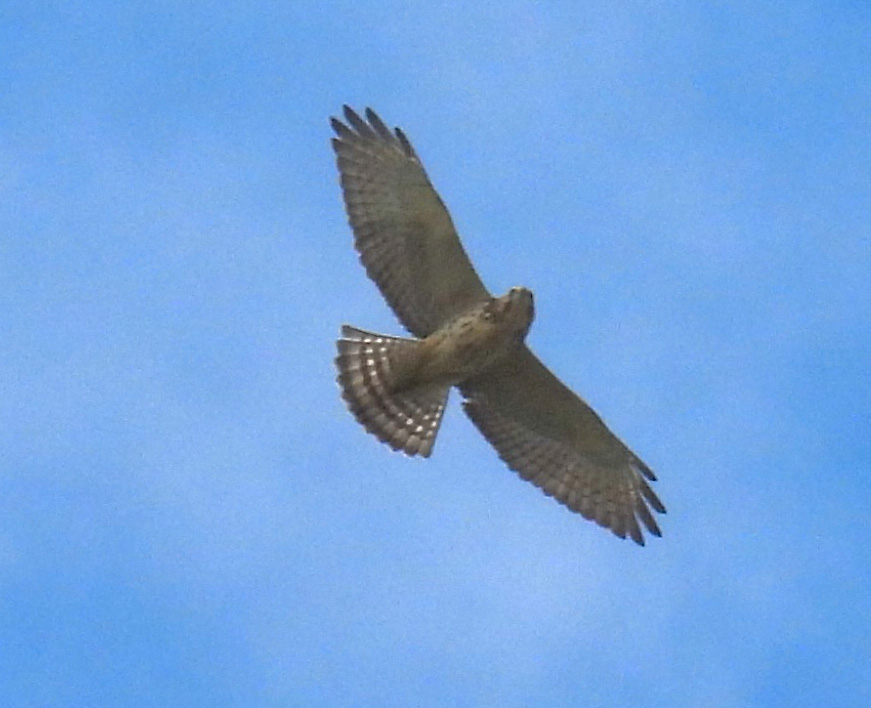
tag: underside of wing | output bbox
[460,345,665,545]
[331,106,491,337]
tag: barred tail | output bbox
[335,325,449,457]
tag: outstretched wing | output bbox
[461,345,665,545]
[331,106,491,338]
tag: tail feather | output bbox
[335,325,449,457]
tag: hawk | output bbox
[331,106,665,545]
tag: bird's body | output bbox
[404,287,534,388]
[336,288,533,457]
[331,106,666,545]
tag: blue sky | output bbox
[2,2,870,706]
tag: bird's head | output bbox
[488,287,534,340]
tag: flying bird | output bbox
[331,106,665,545]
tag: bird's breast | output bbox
[408,305,526,388]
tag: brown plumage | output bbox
[331,106,665,545]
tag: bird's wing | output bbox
[460,345,665,545]
[331,106,491,338]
